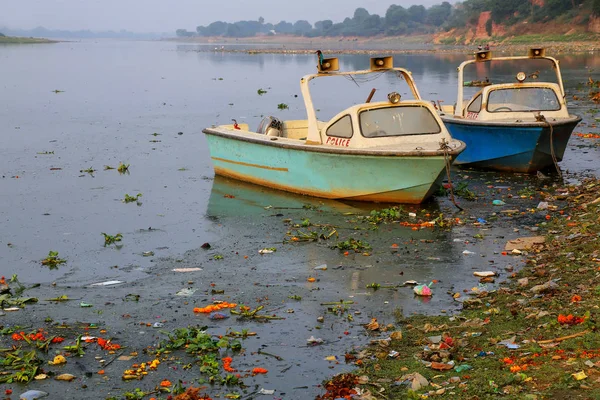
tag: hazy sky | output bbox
[1,0,452,33]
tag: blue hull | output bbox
[441,116,581,173]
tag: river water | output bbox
[0,40,599,399]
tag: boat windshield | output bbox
[487,87,560,113]
[359,105,441,138]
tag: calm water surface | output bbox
[1,39,599,398]
[1,39,599,282]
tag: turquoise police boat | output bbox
[440,48,581,173]
[203,56,465,204]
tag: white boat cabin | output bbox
[441,48,571,122]
[219,56,456,153]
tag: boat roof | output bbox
[453,48,565,117]
[298,56,424,144]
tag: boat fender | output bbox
[257,116,283,137]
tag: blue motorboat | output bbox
[440,48,581,173]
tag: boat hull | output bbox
[441,116,581,173]
[204,133,457,204]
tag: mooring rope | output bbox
[439,138,463,211]
[536,114,562,178]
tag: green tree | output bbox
[293,20,312,35]
[207,21,228,36]
[594,0,600,15]
[426,2,452,26]
[408,5,427,23]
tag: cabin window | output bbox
[326,115,353,138]
[487,87,560,113]
[359,106,441,138]
[467,94,482,113]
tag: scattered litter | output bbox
[477,218,487,224]
[259,248,275,254]
[462,250,475,255]
[505,236,545,251]
[473,271,496,277]
[518,278,529,286]
[90,280,123,287]
[498,336,520,349]
[572,371,587,381]
[537,201,549,210]
[492,200,506,206]
[403,280,418,286]
[258,388,275,395]
[4,307,21,312]
[396,372,429,390]
[209,312,230,320]
[201,242,211,249]
[175,288,197,296]
[324,355,337,361]
[530,280,558,294]
[388,350,399,358]
[152,322,164,328]
[19,390,49,400]
[49,355,66,365]
[172,267,202,272]
[314,264,327,270]
[454,364,473,373]
[79,302,93,307]
[142,251,154,257]
[55,373,76,381]
[307,336,324,345]
[408,212,417,218]
[414,282,433,296]
[511,248,522,255]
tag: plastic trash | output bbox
[454,364,473,373]
[172,267,202,272]
[259,248,274,254]
[152,322,164,328]
[492,200,506,206]
[530,280,558,294]
[462,250,475,255]
[396,372,429,391]
[498,336,520,349]
[473,271,496,277]
[307,335,324,345]
[477,218,487,224]
[414,282,433,296]
[209,312,229,320]
[90,280,124,287]
[258,389,275,395]
[537,201,549,210]
[19,390,49,400]
[175,288,196,296]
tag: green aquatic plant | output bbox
[362,206,403,224]
[117,162,129,173]
[102,233,123,246]
[257,88,267,95]
[277,103,289,110]
[80,167,96,174]
[332,238,371,252]
[454,182,477,201]
[41,251,66,269]
[123,193,142,203]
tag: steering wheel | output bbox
[494,106,513,112]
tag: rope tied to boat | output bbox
[439,138,463,211]
[535,113,562,178]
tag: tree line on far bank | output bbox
[176,0,600,38]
